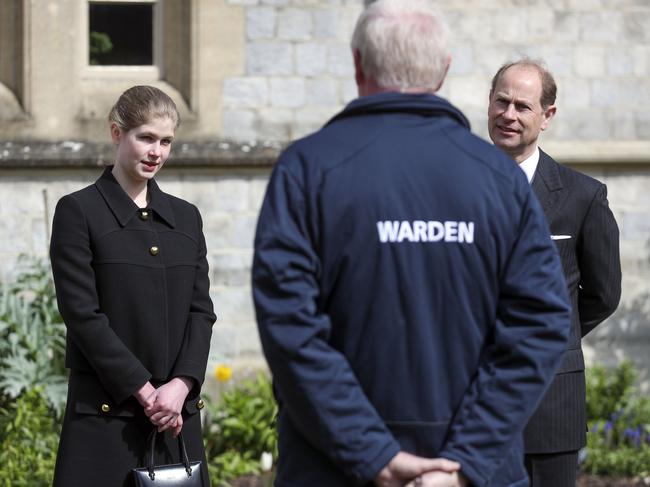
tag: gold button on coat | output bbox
[149,246,159,256]
[197,399,205,410]
[139,210,149,221]
[101,403,111,413]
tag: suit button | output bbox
[149,246,159,256]
[101,403,111,413]
[197,399,204,410]
[139,210,149,221]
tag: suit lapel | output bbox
[532,149,565,222]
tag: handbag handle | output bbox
[144,428,193,481]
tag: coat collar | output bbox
[531,149,565,220]
[95,166,176,228]
[326,92,471,129]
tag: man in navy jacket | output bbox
[252,1,571,486]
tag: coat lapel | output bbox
[532,149,565,222]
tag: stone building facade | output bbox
[1,0,649,390]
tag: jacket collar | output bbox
[95,166,176,228]
[531,149,565,220]
[532,149,563,194]
[326,92,471,129]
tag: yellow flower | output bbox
[214,364,233,383]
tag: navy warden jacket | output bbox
[253,92,571,487]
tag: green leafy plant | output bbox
[0,387,61,486]
[0,257,67,416]
[582,360,650,476]
[203,374,278,486]
[89,31,113,65]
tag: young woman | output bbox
[50,85,215,486]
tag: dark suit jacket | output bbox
[524,149,621,453]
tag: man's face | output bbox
[487,65,556,163]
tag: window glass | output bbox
[89,2,154,66]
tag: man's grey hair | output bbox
[351,0,449,92]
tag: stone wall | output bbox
[1,0,649,390]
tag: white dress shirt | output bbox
[519,147,540,184]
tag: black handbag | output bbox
[132,429,203,486]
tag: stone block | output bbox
[292,107,337,139]
[574,46,605,77]
[246,6,277,40]
[559,77,590,109]
[277,8,313,41]
[312,8,339,39]
[222,77,269,108]
[327,43,354,76]
[257,107,293,140]
[526,8,555,41]
[633,45,649,77]
[296,42,328,76]
[448,44,474,76]
[623,11,650,43]
[227,0,258,5]
[606,48,634,76]
[553,11,580,42]
[211,250,253,287]
[636,111,650,139]
[222,109,258,142]
[247,41,293,75]
[492,8,529,44]
[204,213,234,251]
[620,210,650,241]
[270,77,306,108]
[580,12,622,43]
[231,214,259,249]
[306,77,340,106]
[611,111,637,140]
[212,286,256,322]
[570,109,611,139]
[447,76,488,111]
[341,78,358,104]
[449,8,494,41]
[590,79,619,108]
[211,178,251,212]
[248,175,271,212]
[538,46,574,76]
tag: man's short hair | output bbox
[351,0,449,92]
[490,59,557,109]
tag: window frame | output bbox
[82,0,163,80]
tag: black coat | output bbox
[524,150,622,454]
[50,167,216,486]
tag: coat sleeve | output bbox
[50,194,151,403]
[170,206,216,391]
[252,162,401,484]
[578,184,621,337]
[438,188,571,486]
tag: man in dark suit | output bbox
[488,59,622,486]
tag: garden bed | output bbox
[578,475,650,486]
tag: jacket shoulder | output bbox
[542,152,605,195]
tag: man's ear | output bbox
[433,54,452,92]
[353,49,364,88]
[540,104,557,132]
[110,123,122,145]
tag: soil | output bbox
[577,475,650,486]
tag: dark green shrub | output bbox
[203,375,278,486]
[582,360,650,476]
[0,257,67,416]
[0,387,61,486]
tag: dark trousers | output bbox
[525,450,579,487]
